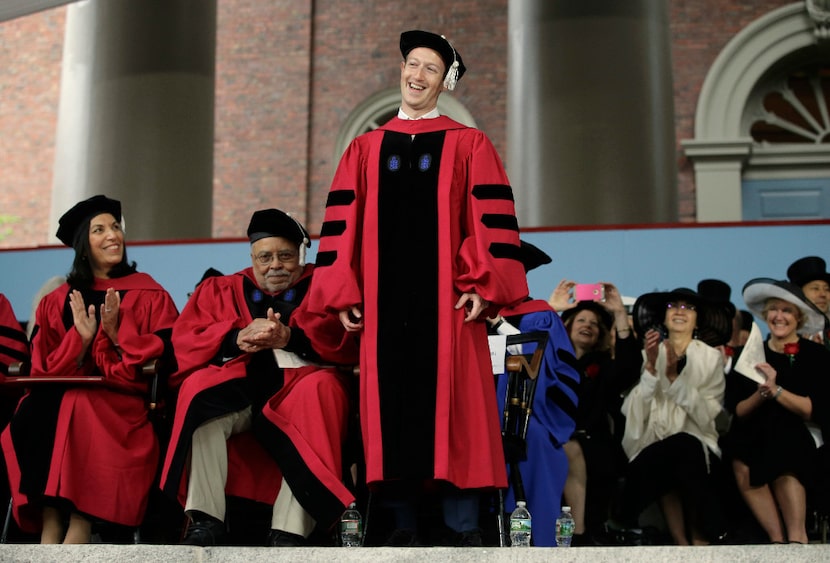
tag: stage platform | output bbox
[1,544,829,562]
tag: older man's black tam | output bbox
[56,195,122,247]
[247,209,311,265]
[400,30,466,89]
[247,208,310,246]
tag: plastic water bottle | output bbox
[555,505,575,547]
[509,501,532,547]
[340,502,362,547]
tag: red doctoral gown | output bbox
[308,115,529,490]
[1,273,178,532]
[0,293,29,430]
[0,293,29,375]
[159,266,358,529]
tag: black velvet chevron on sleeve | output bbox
[471,184,514,201]
[547,383,579,423]
[319,220,347,238]
[489,241,523,263]
[314,251,337,267]
[325,189,356,207]
[480,213,520,232]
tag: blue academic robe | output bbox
[495,299,580,546]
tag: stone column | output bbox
[50,0,216,241]
[508,0,677,226]
[682,139,752,222]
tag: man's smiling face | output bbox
[400,47,446,118]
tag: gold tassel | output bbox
[441,34,459,91]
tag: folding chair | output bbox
[495,331,548,547]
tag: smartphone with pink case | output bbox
[574,283,605,302]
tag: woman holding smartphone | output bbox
[551,281,641,544]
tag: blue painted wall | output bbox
[2,222,828,326]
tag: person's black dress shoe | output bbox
[180,517,228,546]
[267,529,306,547]
[385,528,421,546]
[457,528,483,547]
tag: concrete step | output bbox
[1,544,830,562]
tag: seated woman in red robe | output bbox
[1,195,179,543]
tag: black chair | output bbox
[495,331,548,547]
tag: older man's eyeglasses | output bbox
[254,251,298,266]
[666,302,696,311]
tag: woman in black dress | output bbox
[725,278,829,544]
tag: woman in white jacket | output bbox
[620,287,733,545]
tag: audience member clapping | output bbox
[723,278,829,544]
[619,287,732,545]
[0,195,179,544]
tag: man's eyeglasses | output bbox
[254,251,298,266]
[666,302,696,311]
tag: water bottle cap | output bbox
[517,501,526,507]
[562,506,571,511]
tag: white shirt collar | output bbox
[398,107,441,120]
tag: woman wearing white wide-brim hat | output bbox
[723,278,830,544]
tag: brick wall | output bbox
[212,0,312,238]
[669,0,791,220]
[0,0,795,248]
[0,10,64,247]
[305,0,509,231]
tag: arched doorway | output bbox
[682,3,830,221]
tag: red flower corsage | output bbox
[783,342,799,366]
[584,364,600,379]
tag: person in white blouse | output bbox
[619,287,733,545]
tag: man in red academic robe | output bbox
[306,30,529,546]
[160,209,358,547]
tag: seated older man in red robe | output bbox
[160,208,358,547]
